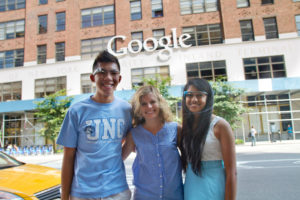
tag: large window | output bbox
[0,0,25,12]
[263,17,278,39]
[37,45,47,64]
[296,15,300,36]
[240,20,254,41]
[182,24,223,46]
[152,0,163,17]
[152,29,165,49]
[55,42,65,62]
[0,81,21,102]
[81,36,113,59]
[244,55,286,80]
[130,0,142,20]
[56,12,65,31]
[261,0,274,5]
[186,60,227,81]
[38,15,47,34]
[131,31,143,51]
[0,49,24,69]
[81,5,114,28]
[131,66,169,87]
[81,74,96,94]
[0,19,25,40]
[35,76,66,98]
[237,0,250,8]
[180,0,218,15]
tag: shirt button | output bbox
[160,185,163,188]
[158,164,161,167]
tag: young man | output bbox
[57,50,132,200]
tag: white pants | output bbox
[71,189,131,200]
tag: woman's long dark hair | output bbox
[180,78,214,175]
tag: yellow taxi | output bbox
[0,151,61,200]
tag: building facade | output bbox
[1,0,300,147]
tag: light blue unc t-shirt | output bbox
[57,96,132,198]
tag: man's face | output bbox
[90,62,121,100]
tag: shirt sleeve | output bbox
[56,108,78,148]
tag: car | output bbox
[0,151,61,200]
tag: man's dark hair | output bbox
[92,50,120,72]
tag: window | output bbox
[130,0,142,20]
[39,0,47,5]
[81,74,96,94]
[131,31,143,51]
[261,0,274,5]
[296,15,300,36]
[186,60,227,81]
[35,76,66,98]
[237,0,250,8]
[81,36,114,59]
[182,24,223,46]
[263,17,278,39]
[56,0,64,2]
[240,20,254,41]
[56,12,65,31]
[243,55,286,80]
[38,15,47,34]
[293,0,300,2]
[37,45,47,64]
[152,0,163,17]
[179,0,218,15]
[0,19,25,40]
[55,42,65,62]
[0,0,25,12]
[131,66,169,87]
[0,49,24,69]
[0,81,22,102]
[81,5,114,28]
[152,29,165,49]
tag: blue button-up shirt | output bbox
[131,122,184,200]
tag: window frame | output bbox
[130,0,142,20]
[151,0,163,18]
[38,15,48,34]
[56,11,66,31]
[37,45,47,64]
[179,0,218,15]
[55,42,65,62]
[240,19,254,41]
[81,5,115,28]
[0,0,25,12]
[0,49,24,69]
[295,15,300,36]
[0,19,25,40]
[186,60,227,81]
[81,73,96,94]
[35,76,66,98]
[261,0,274,5]
[39,0,47,5]
[237,0,250,8]
[263,17,278,39]
[131,66,169,87]
[131,31,143,51]
[0,81,22,102]
[81,36,114,59]
[243,55,286,80]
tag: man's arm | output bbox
[122,132,135,160]
[61,147,76,200]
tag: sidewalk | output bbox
[236,139,300,154]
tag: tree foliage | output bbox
[34,89,72,152]
[211,77,247,130]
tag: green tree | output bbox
[211,77,247,130]
[34,89,73,152]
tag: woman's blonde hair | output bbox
[131,85,173,127]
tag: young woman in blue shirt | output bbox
[180,78,237,200]
[122,85,184,200]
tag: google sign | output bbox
[107,28,192,61]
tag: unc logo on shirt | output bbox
[84,118,125,141]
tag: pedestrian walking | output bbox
[250,125,257,146]
[287,124,293,140]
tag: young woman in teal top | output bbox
[180,78,237,200]
[122,86,183,200]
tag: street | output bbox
[16,140,300,200]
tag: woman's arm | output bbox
[61,147,76,200]
[215,119,237,200]
[122,132,135,160]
